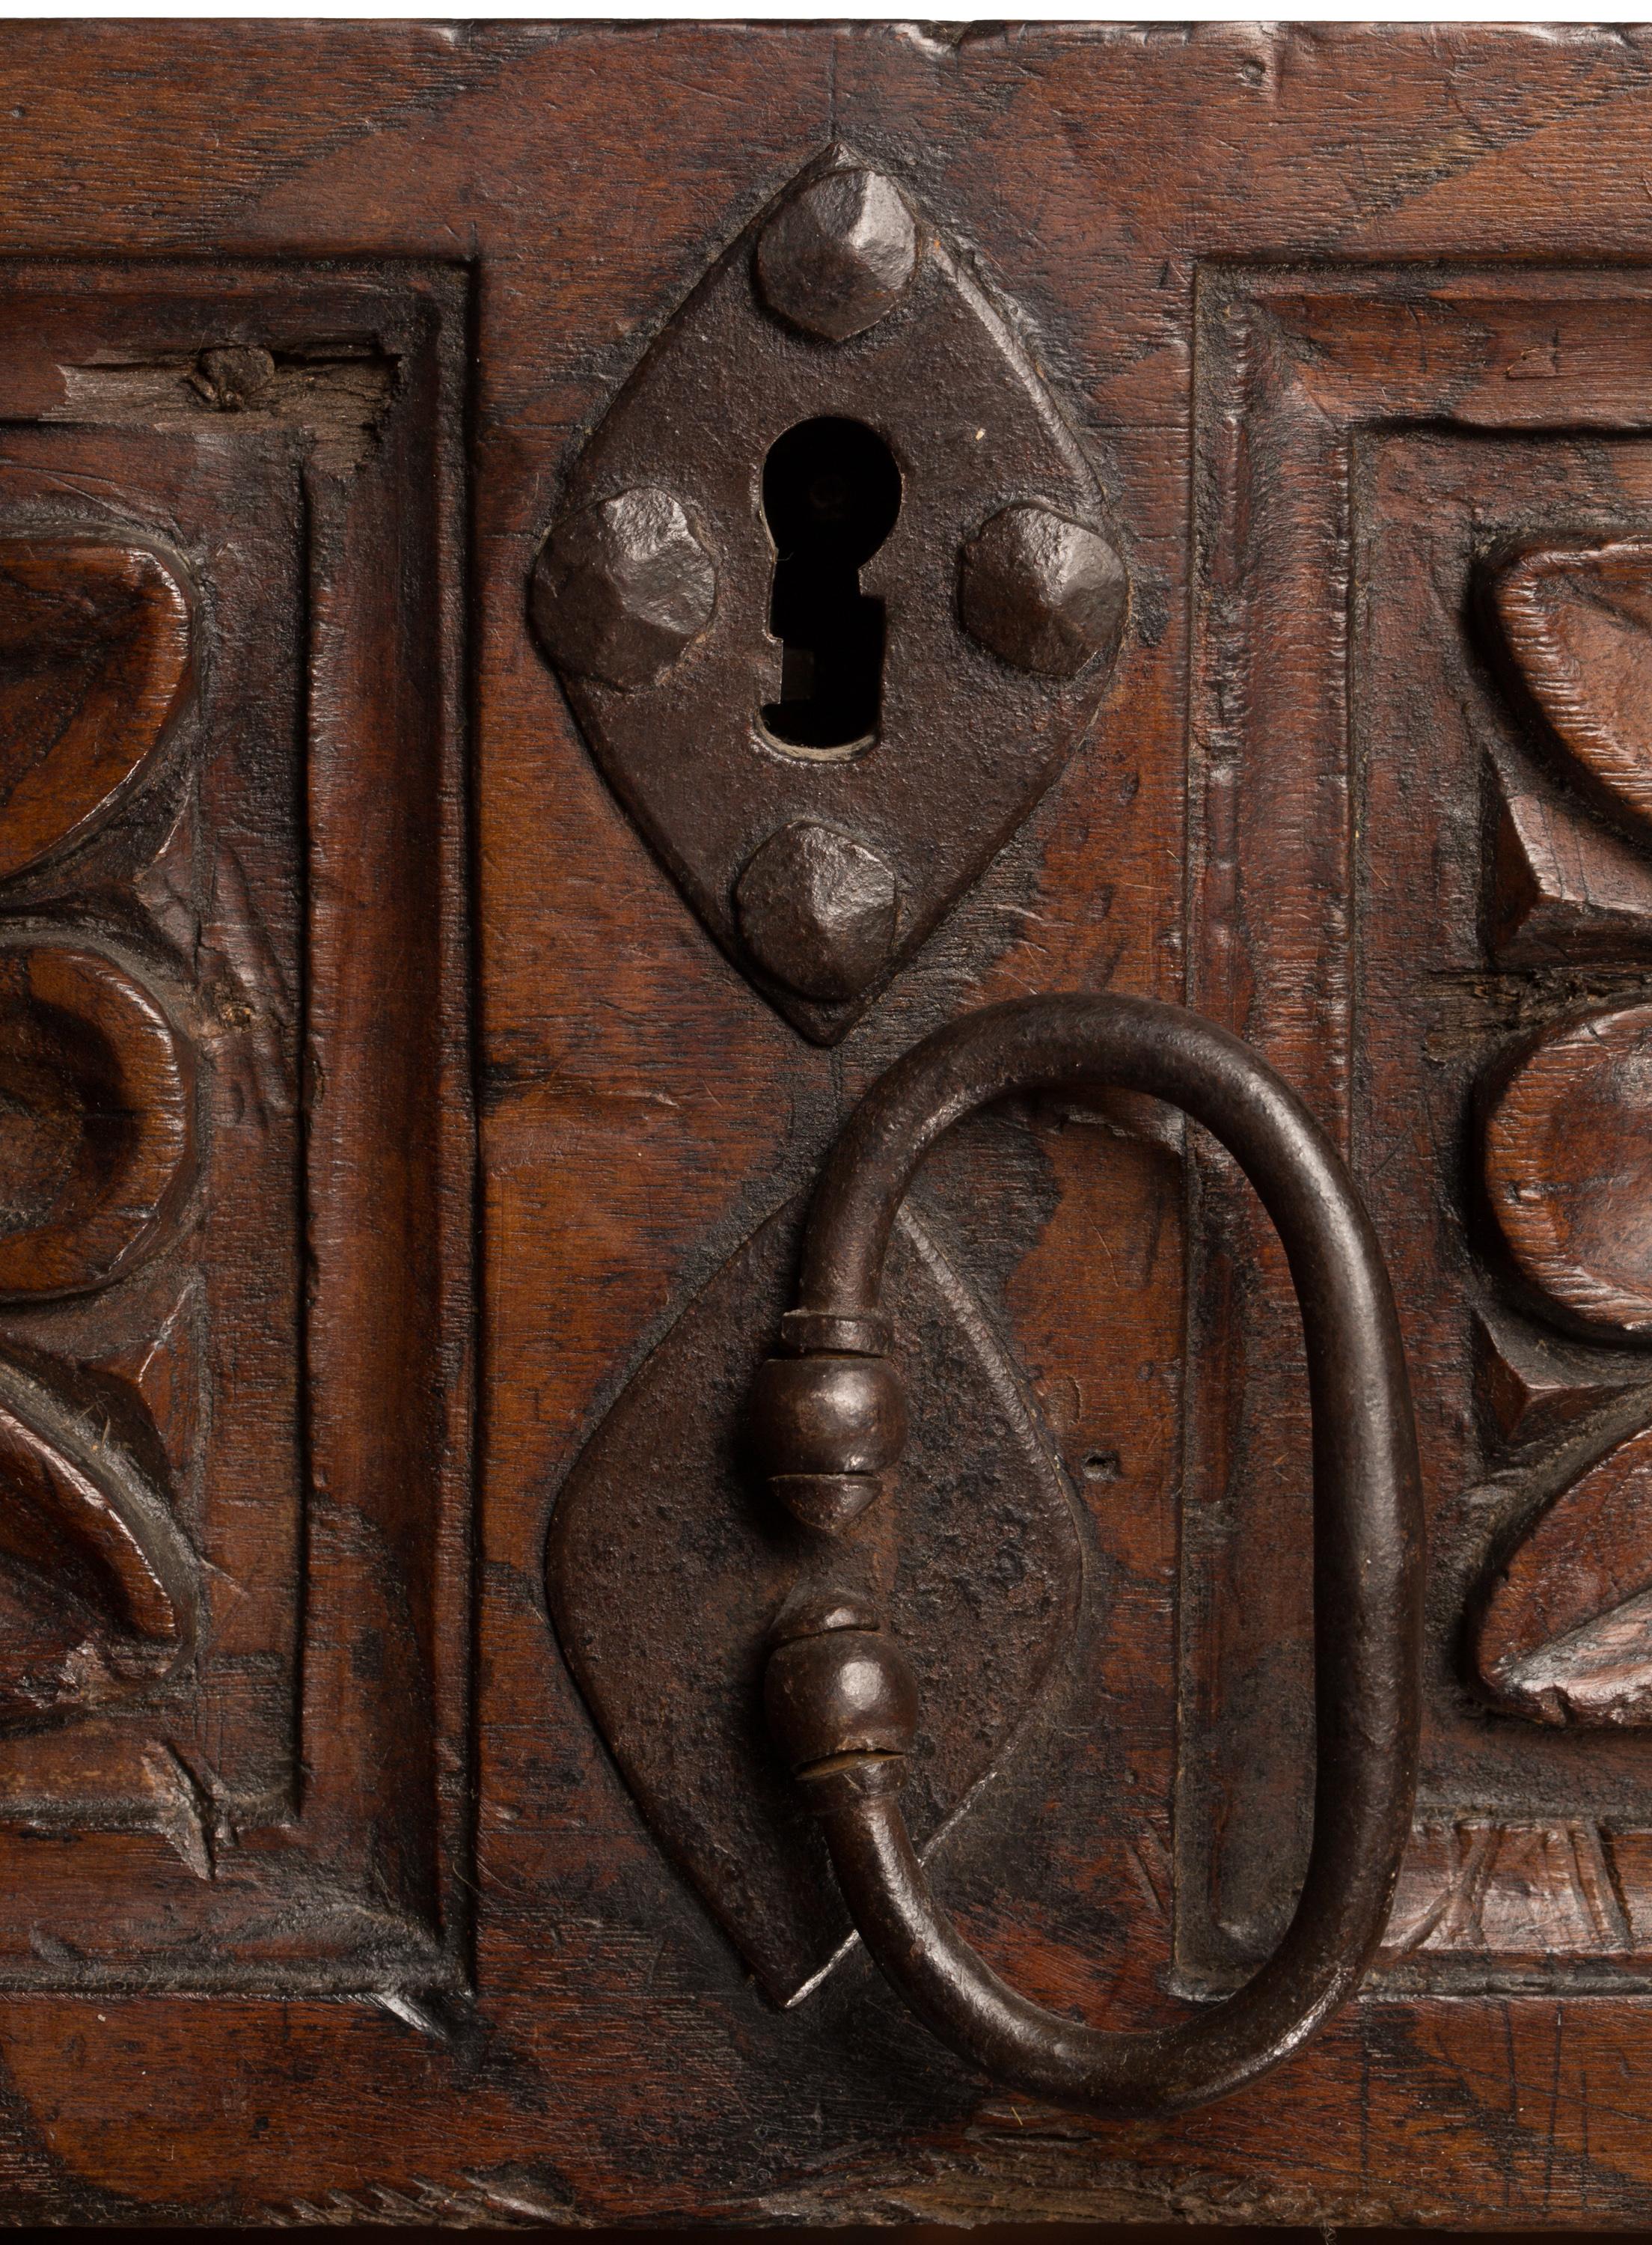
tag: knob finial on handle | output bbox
[747,993,1422,2118]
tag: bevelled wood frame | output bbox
[1185,266,1652,2000]
[0,263,474,1995]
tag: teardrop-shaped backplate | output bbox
[545,1195,1083,2004]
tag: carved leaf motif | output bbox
[547,1196,1082,2004]
[0,945,192,1297]
[0,539,192,880]
[1483,1002,1652,1338]
[0,1353,198,1725]
[1488,537,1652,837]
[1475,1420,1652,1723]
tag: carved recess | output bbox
[0,266,472,2000]
[1185,266,1652,1997]
[529,146,1128,1043]
[1488,785,1652,963]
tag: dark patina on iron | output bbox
[750,993,1423,2115]
[545,1190,1083,2006]
[528,146,1129,1042]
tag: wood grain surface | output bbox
[6,18,1652,2226]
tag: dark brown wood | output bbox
[17,17,1652,2227]
[0,263,471,2000]
[1485,1003,1652,1336]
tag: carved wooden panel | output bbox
[1187,267,1652,1994]
[0,266,472,1994]
[34,21,1652,2230]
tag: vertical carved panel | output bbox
[0,268,472,1997]
[1187,269,1652,1997]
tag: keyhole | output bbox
[761,416,902,754]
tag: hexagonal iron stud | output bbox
[734,821,899,1003]
[958,502,1128,680]
[755,166,919,343]
[530,486,716,693]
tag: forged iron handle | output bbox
[747,993,1423,2117]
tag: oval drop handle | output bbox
[747,993,1423,2117]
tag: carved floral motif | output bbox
[1475,543,1652,1723]
[0,536,201,1723]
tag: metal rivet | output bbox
[734,820,899,1003]
[958,502,1128,679]
[756,167,919,343]
[530,486,715,692]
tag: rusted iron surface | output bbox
[752,995,1422,2113]
[529,144,1128,1042]
[546,1191,1083,2006]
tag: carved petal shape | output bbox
[530,146,1127,1043]
[1490,780,1652,964]
[1490,539,1652,833]
[1484,1003,1652,1337]
[0,1352,198,1724]
[546,1197,1082,2003]
[0,946,192,1298]
[1476,1420,1652,1723]
[0,539,192,879]
[1474,1307,1642,1449]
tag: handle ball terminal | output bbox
[748,1350,907,1533]
[765,1601,920,1779]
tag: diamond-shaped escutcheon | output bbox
[529,145,1129,1043]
